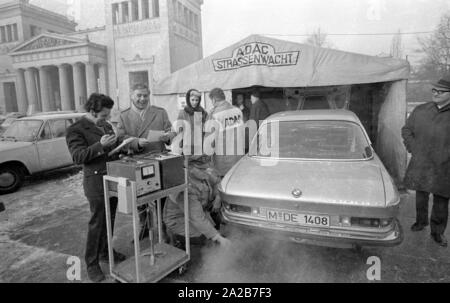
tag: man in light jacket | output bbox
[117,83,176,240]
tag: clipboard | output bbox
[146,130,165,143]
[108,137,136,156]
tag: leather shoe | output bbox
[99,250,126,264]
[431,233,448,247]
[87,264,105,282]
[411,222,428,232]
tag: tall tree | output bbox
[417,13,450,79]
[304,28,333,48]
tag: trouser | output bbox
[85,195,118,268]
[138,197,167,240]
[416,191,449,234]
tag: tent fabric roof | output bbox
[154,34,410,95]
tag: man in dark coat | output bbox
[401,75,450,247]
[249,89,270,128]
[66,93,141,281]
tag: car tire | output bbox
[0,166,24,195]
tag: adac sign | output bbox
[213,42,300,72]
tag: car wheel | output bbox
[0,166,24,195]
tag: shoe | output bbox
[411,222,428,232]
[431,233,448,247]
[87,264,105,282]
[99,250,127,264]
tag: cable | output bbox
[261,31,435,37]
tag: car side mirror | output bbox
[365,146,373,158]
[0,202,5,213]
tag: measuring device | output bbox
[103,153,190,283]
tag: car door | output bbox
[36,118,73,170]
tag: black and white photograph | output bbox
[0,0,449,287]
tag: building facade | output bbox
[0,0,203,114]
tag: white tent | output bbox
[152,35,410,184]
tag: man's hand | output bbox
[213,234,232,248]
[138,138,152,147]
[159,133,172,144]
[100,135,117,148]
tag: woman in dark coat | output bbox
[176,89,207,155]
[401,77,450,247]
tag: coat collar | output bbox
[437,101,450,112]
[80,117,105,136]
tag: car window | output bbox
[2,120,43,142]
[40,122,52,140]
[302,96,330,110]
[49,119,68,138]
[2,117,17,127]
[252,120,372,160]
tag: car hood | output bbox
[222,156,387,207]
[0,140,33,152]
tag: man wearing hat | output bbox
[401,74,450,247]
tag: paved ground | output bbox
[0,167,449,283]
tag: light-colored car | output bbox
[0,112,27,135]
[219,110,403,248]
[0,112,86,194]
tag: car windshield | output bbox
[251,120,372,160]
[1,117,17,127]
[1,120,43,142]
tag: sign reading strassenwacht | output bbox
[213,42,300,72]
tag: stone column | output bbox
[118,2,124,23]
[85,62,98,96]
[148,0,154,18]
[98,64,108,94]
[72,63,85,111]
[24,68,39,113]
[58,64,72,111]
[38,66,54,112]
[128,0,133,22]
[15,69,28,113]
[138,0,144,19]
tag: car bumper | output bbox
[220,209,403,248]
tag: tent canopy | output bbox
[154,34,410,95]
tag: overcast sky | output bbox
[30,0,450,65]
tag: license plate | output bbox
[264,209,330,227]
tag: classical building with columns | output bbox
[0,0,203,114]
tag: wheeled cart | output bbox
[103,176,190,283]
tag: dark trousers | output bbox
[416,191,449,234]
[85,195,118,268]
[138,198,167,240]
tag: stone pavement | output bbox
[0,167,449,283]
